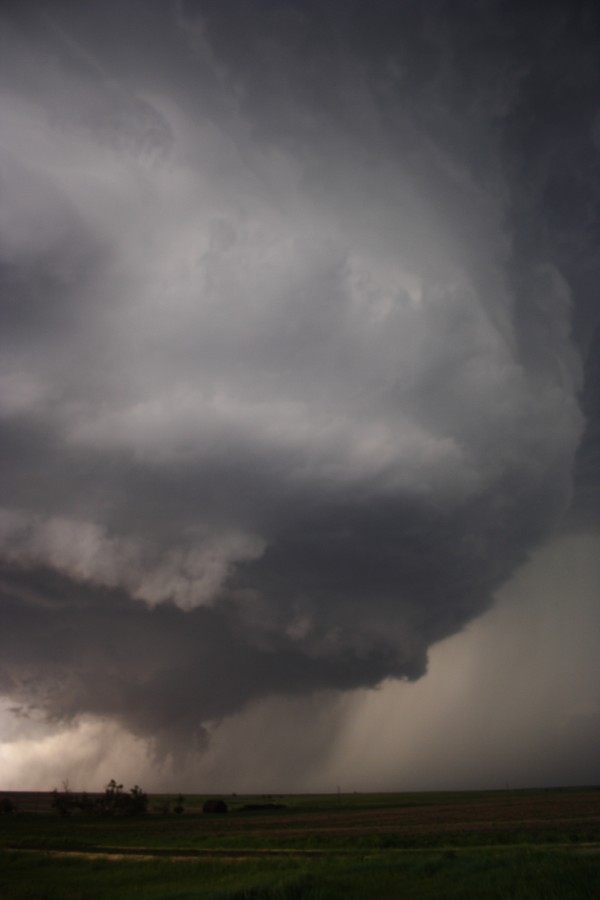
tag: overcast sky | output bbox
[1,0,599,793]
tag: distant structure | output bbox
[202,798,228,814]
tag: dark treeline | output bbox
[51,779,147,817]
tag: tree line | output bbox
[52,779,149,817]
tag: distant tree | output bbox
[101,780,147,816]
[96,779,124,816]
[128,784,148,816]
[77,792,96,815]
[51,779,147,817]
[0,797,16,815]
[173,793,185,814]
[203,799,228,814]
[51,780,75,817]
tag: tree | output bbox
[0,797,16,815]
[51,780,75,817]
[128,784,148,816]
[97,780,147,816]
[50,779,148,817]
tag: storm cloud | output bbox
[1,1,599,782]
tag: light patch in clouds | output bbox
[0,509,264,610]
[0,709,150,792]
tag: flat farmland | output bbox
[1,788,599,898]
[216,790,600,846]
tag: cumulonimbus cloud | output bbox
[0,1,598,758]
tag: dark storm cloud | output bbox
[1,1,599,757]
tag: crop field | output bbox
[1,787,599,898]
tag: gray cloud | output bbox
[0,1,599,781]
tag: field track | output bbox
[6,840,600,863]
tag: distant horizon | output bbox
[3,784,600,797]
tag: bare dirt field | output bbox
[3,787,599,845]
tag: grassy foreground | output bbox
[1,788,599,898]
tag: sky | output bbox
[0,0,599,793]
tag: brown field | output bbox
[240,792,600,838]
[3,787,599,846]
[191,790,600,847]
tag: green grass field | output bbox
[1,788,599,898]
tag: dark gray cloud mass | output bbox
[0,1,599,779]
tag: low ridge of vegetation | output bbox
[50,780,148,818]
